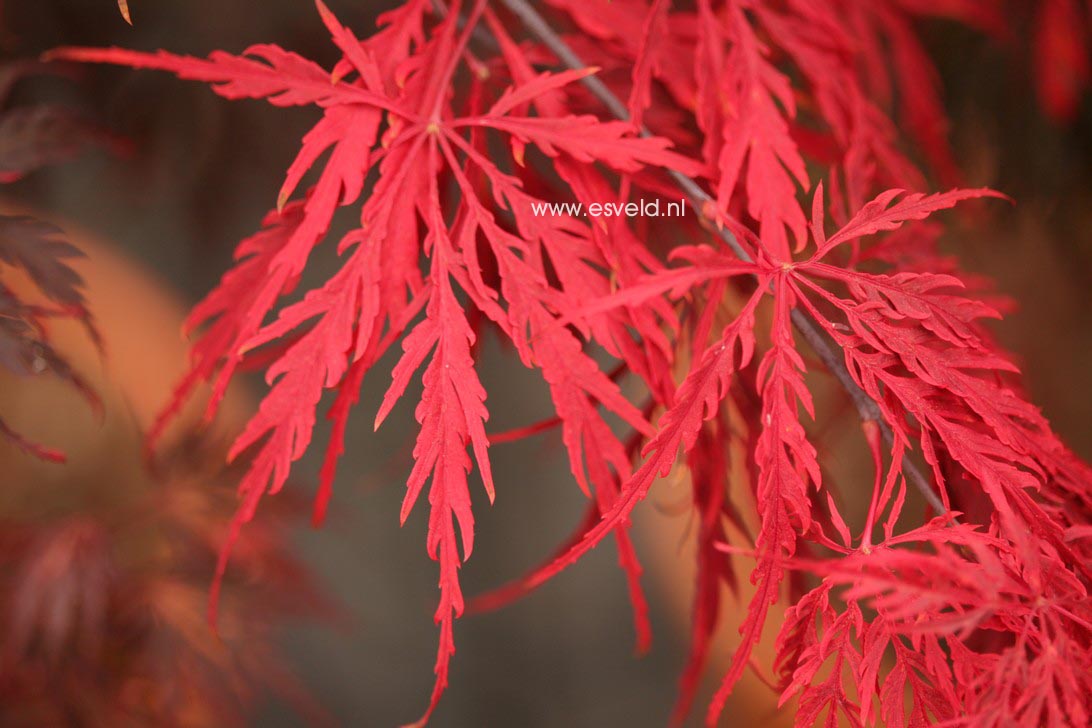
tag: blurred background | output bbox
[0,2,1088,726]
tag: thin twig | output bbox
[479,0,947,515]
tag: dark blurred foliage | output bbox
[0,57,113,462]
[0,3,1086,727]
[0,431,332,726]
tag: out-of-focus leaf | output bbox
[0,216,87,309]
[0,107,114,184]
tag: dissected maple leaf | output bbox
[52,1,702,721]
[703,0,810,259]
[533,177,1089,725]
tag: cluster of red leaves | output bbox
[0,60,111,462]
[55,1,1092,725]
[0,433,329,726]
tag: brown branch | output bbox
[469,0,948,516]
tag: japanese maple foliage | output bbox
[54,0,1092,726]
[1,429,331,725]
[0,60,110,462]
